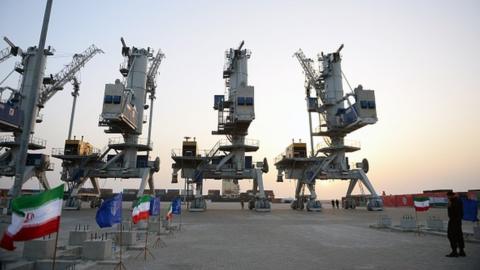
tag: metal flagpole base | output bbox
[135,246,155,260]
[153,233,167,248]
[135,222,155,261]
[114,261,127,270]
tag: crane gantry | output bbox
[275,44,383,211]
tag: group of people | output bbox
[331,199,340,209]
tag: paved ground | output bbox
[1,202,479,270]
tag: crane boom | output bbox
[293,49,319,89]
[146,49,165,93]
[38,44,103,107]
[0,37,21,65]
[0,47,13,64]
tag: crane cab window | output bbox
[237,97,246,105]
[112,95,121,104]
[104,95,113,104]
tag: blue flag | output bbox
[462,198,479,222]
[172,197,181,215]
[96,193,122,228]
[150,197,161,216]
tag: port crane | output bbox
[0,33,102,199]
[53,38,163,209]
[171,41,271,212]
[274,45,383,211]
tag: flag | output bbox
[149,197,160,216]
[132,195,151,224]
[0,184,64,251]
[166,203,173,221]
[172,197,181,215]
[462,198,479,222]
[414,197,430,212]
[96,193,122,228]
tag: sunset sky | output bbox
[0,0,478,199]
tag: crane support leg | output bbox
[189,181,206,212]
[35,170,50,190]
[147,171,155,193]
[356,170,383,211]
[305,183,322,212]
[253,169,270,212]
[291,180,304,210]
[137,168,150,198]
[8,166,36,196]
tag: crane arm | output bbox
[0,37,21,65]
[38,44,103,107]
[293,49,319,90]
[146,49,165,93]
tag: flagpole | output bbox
[179,204,182,232]
[120,223,123,267]
[144,219,149,261]
[51,231,59,270]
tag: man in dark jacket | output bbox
[446,191,465,257]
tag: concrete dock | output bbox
[1,203,479,269]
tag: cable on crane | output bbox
[341,70,354,94]
[0,69,15,86]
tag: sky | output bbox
[0,0,479,199]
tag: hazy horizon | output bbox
[0,0,478,199]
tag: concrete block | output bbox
[148,221,161,233]
[23,238,56,260]
[4,261,35,270]
[377,215,392,227]
[68,230,90,246]
[426,216,444,231]
[34,260,77,270]
[121,221,132,231]
[474,226,480,240]
[135,220,148,230]
[115,231,137,246]
[400,215,417,230]
[82,239,112,260]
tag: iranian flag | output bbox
[414,197,430,212]
[165,203,173,221]
[0,184,64,251]
[132,195,151,224]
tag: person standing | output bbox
[240,199,244,210]
[331,200,335,209]
[335,199,339,209]
[446,191,465,257]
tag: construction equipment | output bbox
[0,29,102,200]
[52,38,163,210]
[171,41,271,212]
[274,44,383,211]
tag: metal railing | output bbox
[315,139,360,151]
[0,135,47,147]
[217,138,259,148]
[108,137,153,147]
[51,147,101,156]
[171,148,209,157]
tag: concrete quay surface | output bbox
[1,202,479,270]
